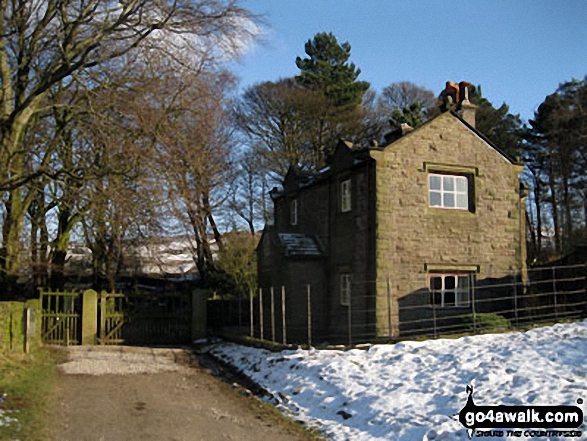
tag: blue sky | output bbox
[232,0,587,122]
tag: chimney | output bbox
[440,81,477,127]
[458,84,477,128]
[400,123,414,136]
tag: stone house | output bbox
[257,87,527,343]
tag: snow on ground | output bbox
[208,321,587,440]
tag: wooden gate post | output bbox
[81,290,98,345]
[191,289,208,341]
[24,307,34,353]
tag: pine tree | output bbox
[390,102,425,129]
[467,85,523,159]
[527,76,587,251]
[295,32,369,109]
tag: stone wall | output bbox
[0,300,41,353]
[370,112,526,336]
[325,160,377,343]
[261,152,378,344]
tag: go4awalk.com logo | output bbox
[458,385,584,438]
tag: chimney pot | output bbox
[400,123,414,135]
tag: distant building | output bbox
[65,235,218,279]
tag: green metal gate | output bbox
[40,290,81,345]
[98,291,191,345]
[40,289,193,346]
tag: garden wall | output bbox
[0,300,41,353]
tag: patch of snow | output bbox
[209,321,587,440]
[0,408,20,431]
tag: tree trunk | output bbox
[203,191,223,251]
[562,175,573,249]
[50,206,80,290]
[187,206,208,277]
[38,212,49,288]
[0,98,48,296]
[525,210,537,262]
[29,203,39,287]
[50,250,67,291]
[0,189,27,299]
[533,175,543,256]
[547,162,561,254]
[28,183,50,289]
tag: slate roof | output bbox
[277,233,323,257]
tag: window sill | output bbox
[427,207,476,217]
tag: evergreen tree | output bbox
[390,102,425,129]
[467,85,523,159]
[527,76,587,251]
[235,33,375,183]
[292,32,371,163]
[295,32,370,109]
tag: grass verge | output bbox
[0,347,66,441]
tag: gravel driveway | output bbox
[51,346,316,441]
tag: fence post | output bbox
[307,284,312,348]
[191,289,207,341]
[65,317,70,347]
[513,273,519,329]
[386,275,392,338]
[249,288,254,338]
[347,290,352,346]
[552,267,558,321]
[82,289,98,345]
[270,286,275,342]
[471,273,477,333]
[432,301,437,338]
[281,286,287,345]
[259,288,264,340]
[100,292,106,344]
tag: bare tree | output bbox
[0,0,260,296]
[233,79,322,182]
[227,149,271,235]
[133,68,237,280]
[379,81,437,114]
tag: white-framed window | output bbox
[341,179,351,212]
[290,199,298,225]
[340,273,352,306]
[429,173,469,210]
[429,273,471,307]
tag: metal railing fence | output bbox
[214,263,586,346]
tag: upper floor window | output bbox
[341,179,351,212]
[290,199,298,225]
[429,273,471,308]
[429,173,469,210]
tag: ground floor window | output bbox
[429,273,471,307]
